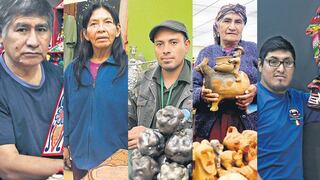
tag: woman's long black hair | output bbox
[73,1,127,87]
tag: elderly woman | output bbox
[63,1,128,179]
[193,4,258,142]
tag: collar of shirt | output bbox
[152,59,191,86]
[84,55,118,69]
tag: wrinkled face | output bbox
[154,28,190,72]
[197,144,216,174]
[1,16,51,67]
[259,50,295,94]
[83,8,120,51]
[217,13,244,47]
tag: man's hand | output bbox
[63,146,71,170]
[235,84,257,110]
[201,86,220,104]
[128,126,146,150]
[0,144,63,179]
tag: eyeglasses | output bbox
[265,58,295,68]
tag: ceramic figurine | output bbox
[193,140,217,180]
[157,162,189,180]
[165,128,192,164]
[156,106,184,135]
[138,128,165,157]
[194,47,250,111]
[306,6,320,109]
[131,155,160,180]
[214,47,243,82]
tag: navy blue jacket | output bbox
[64,56,128,170]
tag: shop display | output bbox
[306,6,320,109]
[131,106,192,180]
[128,45,157,91]
[48,41,64,68]
[193,126,257,180]
[48,1,64,68]
[194,46,250,111]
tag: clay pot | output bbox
[195,56,250,111]
[214,56,235,73]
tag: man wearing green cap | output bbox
[128,20,192,149]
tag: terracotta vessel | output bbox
[195,47,250,111]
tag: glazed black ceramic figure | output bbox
[157,162,189,180]
[131,155,160,180]
[164,128,192,164]
[156,106,184,135]
[138,128,165,157]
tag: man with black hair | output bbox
[257,36,320,179]
[0,0,63,178]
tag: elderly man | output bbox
[0,0,63,179]
[257,36,320,179]
[128,20,192,149]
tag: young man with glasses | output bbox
[257,36,320,179]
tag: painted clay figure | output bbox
[306,6,320,109]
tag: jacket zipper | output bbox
[92,64,103,89]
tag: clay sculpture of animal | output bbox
[194,48,250,111]
[220,150,244,170]
[214,46,244,82]
[223,127,257,162]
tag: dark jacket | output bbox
[64,56,128,170]
[128,60,192,129]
